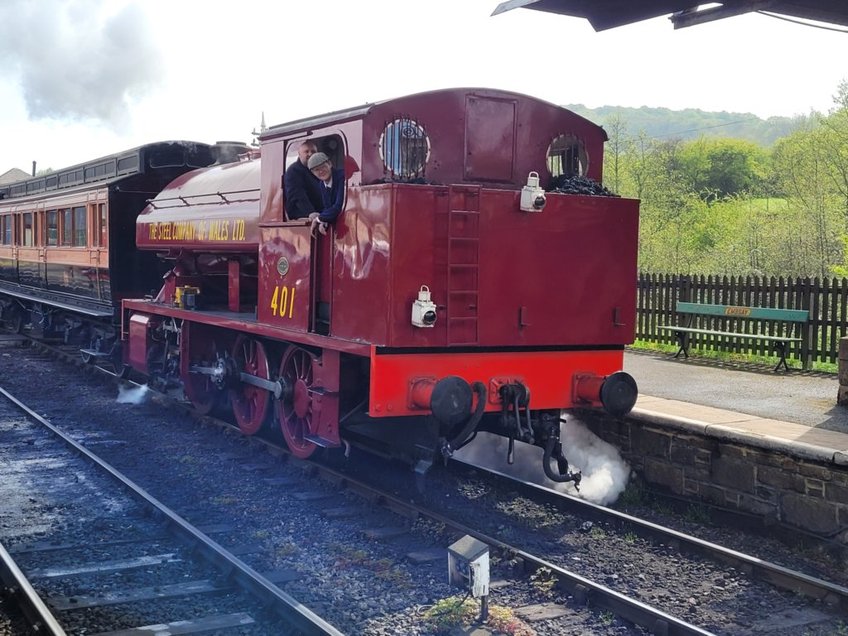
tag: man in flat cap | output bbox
[307,152,345,235]
[284,140,324,220]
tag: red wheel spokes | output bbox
[277,347,317,459]
[230,336,270,435]
[185,369,217,415]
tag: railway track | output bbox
[3,336,848,634]
[216,434,848,635]
[455,459,848,607]
[0,382,343,635]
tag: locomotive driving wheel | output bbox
[185,364,219,415]
[230,336,271,435]
[183,346,226,416]
[276,346,318,459]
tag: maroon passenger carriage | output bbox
[121,88,640,483]
[0,141,233,358]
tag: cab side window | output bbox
[283,134,346,221]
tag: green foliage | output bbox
[588,525,607,540]
[629,341,838,374]
[424,596,536,635]
[679,137,768,199]
[425,596,478,633]
[529,566,557,597]
[684,504,712,525]
[598,83,848,278]
[567,103,809,146]
[487,606,536,636]
[616,479,651,507]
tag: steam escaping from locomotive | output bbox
[0,0,161,123]
[454,417,630,506]
[561,420,631,505]
[117,384,150,405]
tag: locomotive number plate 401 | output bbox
[269,285,296,319]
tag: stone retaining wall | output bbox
[582,410,848,544]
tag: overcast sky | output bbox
[0,0,846,173]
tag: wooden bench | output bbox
[658,302,809,371]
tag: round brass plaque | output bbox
[276,257,290,276]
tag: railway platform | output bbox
[624,348,848,464]
[619,349,847,542]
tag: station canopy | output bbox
[492,1,848,30]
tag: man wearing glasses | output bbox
[306,152,345,236]
[284,140,324,220]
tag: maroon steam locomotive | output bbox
[118,88,640,482]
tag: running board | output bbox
[303,435,341,448]
[80,349,110,358]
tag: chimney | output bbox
[32,161,36,177]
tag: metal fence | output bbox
[637,274,848,366]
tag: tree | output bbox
[816,92,848,228]
[772,125,842,277]
[602,114,628,194]
[679,137,767,200]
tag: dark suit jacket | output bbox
[284,160,323,219]
[317,168,346,223]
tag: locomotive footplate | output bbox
[340,414,444,471]
[79,348,111,359]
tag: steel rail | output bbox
[105,377,719,634]
[227,437,715,635]
[20,339,846,630]
[0,542,67,636]
[209,405,846,630]
[324,476,713,635]
[455,460,848,612]
[0,385,344,636]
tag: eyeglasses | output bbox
[311,163,331,173]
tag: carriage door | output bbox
[87,202,102,299]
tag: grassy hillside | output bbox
[565,104,811,146]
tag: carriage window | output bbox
[0,216,11,245]
[61,208,72,245]
[547,134,588,178]
[22,213,34,246]
[117,155,139,173]
[59,207,87,246]
[379,117,429,179]
[149,147,184,168]
[73,206,86,246]
[97,204,107,247]
[46,210,58,246]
